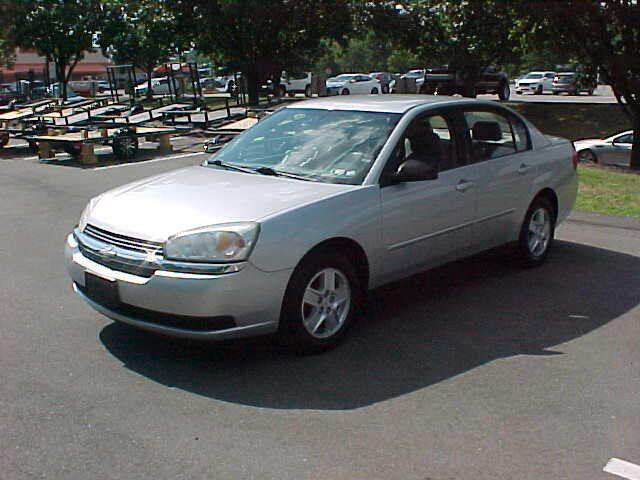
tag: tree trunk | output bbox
[146,69,153,101]
[245,64,259,106]
[631,116,640,171]
[55,61,68,101]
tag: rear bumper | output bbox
[65,233,291,340]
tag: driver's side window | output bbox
[385,114,456,177]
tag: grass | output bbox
[576,165,640,218]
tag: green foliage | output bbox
[520,0,640,169]
[9,0,103,99]
[190,0,353,104]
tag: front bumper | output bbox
[515,83,541,93]
[64,233,291,340]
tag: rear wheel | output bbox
[278,252,361,352]
[515,197,555,267]
[536,85,543,95]
[341,88,350,95]
[371,87,379,94]
[0,132,9,148]
[304,85,312,97]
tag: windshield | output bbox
[525,73,543,79]
[557,75,574,83]
[209,108,401,185]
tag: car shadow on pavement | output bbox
[99,241,640,410]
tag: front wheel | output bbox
[341,88,350,95]
[278,252,361,352]
[498,83,511,101]
[371,87,379,94]
[0,132,9,148]
[515,197,555,267]
[578,149,598,164]
[304,85,312,97]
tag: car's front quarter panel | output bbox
[250,186,383,287]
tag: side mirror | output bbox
[349,78,357,83]
[391,159,438,184]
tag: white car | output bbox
[134,77,181,96]
[326,74,381,95]
[515,71,556,95]
[574,130,634,166]
[65,95,577,352]
[280,72,312,97]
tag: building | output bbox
[0,48,111,83]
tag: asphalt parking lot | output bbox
[1,151,639,479]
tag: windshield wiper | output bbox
[254,166,319,182]
[208,159,257,175]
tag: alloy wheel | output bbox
[527,208,551,257]
[301,267,351,339]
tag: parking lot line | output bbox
[604,458,640,480]
[92,151,204,170]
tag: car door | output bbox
[353,76,368,94]
[543,73,555,91]
[461,108,537,252]
[609,133,633,165]
[380,111,478,281]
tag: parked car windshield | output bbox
[210,108,401,185]
[525,73,544,78]
[333,74,356,81]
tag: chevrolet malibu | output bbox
[65,95,578,351]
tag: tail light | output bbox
[571,143,578,169]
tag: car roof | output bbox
[285,94,501,114]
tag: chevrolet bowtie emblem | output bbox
[99,245,117,257]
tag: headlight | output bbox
[164,222,260,263]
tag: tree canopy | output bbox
[9,0,104,100]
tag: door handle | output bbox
[455,180,474,192]
[517,163,531,175]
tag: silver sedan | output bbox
[65,95,577,352]
[575,130,634,166]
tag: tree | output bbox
[9,0,103,100]
[100,0,187,100]
[367,1,524,92]
[521,0,640,170]
[0,0,19,67]
[190,0,353,105]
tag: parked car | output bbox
[515,71,556,95]
[551,72,596,95]
[134,77,182,96]
[369,72,394,93]
[280,71,313,97]
[574,130,634,166]
[65,95,577,352]
[326,74,381,95]
[421,66,511,100]
[46,83,84,101]
[70,79,110,95]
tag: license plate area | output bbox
[85,272,120,309]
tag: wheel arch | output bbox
[533,187,558,222]
[296,237,370,291]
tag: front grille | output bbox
[77,283,236,332]
[78,242,158,277]
[84,224,163,255]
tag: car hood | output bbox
[86,166,354,242]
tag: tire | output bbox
[552,91,559,95]
[371,87,379,94]
[578,149,598,164]
[304,85,312,97]
[515,197,556,267]
[0,132,9,148]
[278,251,362,352]
[112,134,139,160]
[382,85,389,94]
[498,83,511,101]
[536,85,543,95]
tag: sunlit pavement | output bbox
[1,152,638,479]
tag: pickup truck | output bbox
[420,66,511,101]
